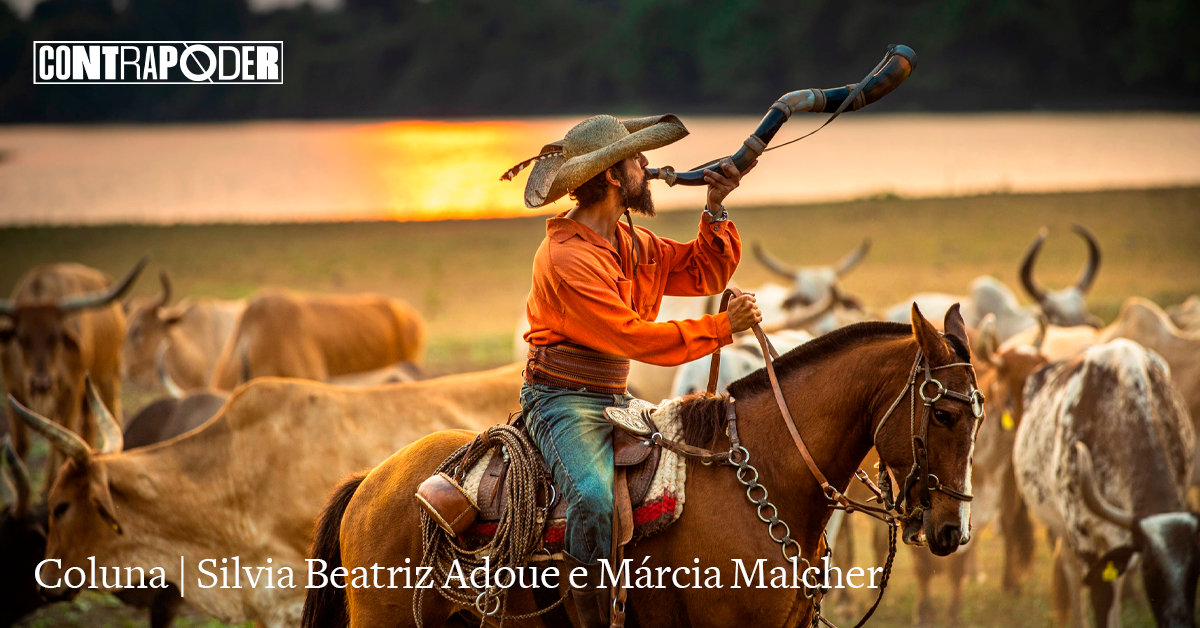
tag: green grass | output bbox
[5,187,1197,626]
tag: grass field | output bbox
[4,186,1197,627]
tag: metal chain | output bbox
[728,444,817,598]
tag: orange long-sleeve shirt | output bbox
[524,211,741,367]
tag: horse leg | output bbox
[911,547,935,628]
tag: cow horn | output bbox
[1031,314,1047,351]
[834,238,872,277]
[753,242,798,280]
[2,435,31,517]
[1071,224,1101,294]
[1019,227,1049,305]
[7,395,91,464]
[85,375,123,455]
[155,269,173,310]
[156,340,185,399]
[1075,442,1134,530]
[58,257,148,313]
[977,314,1003,367]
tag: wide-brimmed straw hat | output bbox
[500,114,689,209]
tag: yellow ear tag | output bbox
[1001,412,1015,431]
[1102,561,1119,582]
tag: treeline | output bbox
[1,0,1198,121]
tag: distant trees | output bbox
[2,0,1197,121]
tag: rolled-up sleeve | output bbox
[661,218,741,297]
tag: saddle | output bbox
[415,398,681,549]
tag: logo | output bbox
[33,41,282,84]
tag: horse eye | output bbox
[933,408,955,427]
[52,503,69,520]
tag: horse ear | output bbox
[943,303,972,361]
[911,303,951,363]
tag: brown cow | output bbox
[210,288,426,390]
[9,364,522,627]
[122,269,245,392]
[0,260,145,490]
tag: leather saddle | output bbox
[475,399,663,522]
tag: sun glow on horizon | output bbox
[349,119,573,221]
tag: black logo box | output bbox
[33,41,283,84]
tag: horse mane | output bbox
[678,321,913,448]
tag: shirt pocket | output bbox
[634,261,658,318]
[615,278,633,309]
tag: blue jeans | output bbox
[520,383,631,563]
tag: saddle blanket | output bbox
[459,398,690,551]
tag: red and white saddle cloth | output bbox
[459,398,690,553]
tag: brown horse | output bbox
[303,305,981,628]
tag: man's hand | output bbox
[703,157,758,212]
[727,293,763,334]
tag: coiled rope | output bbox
[415,424,567,626]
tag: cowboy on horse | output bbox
[511,113,762,627]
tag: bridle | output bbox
[873,349,983,524]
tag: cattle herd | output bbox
[1,223,1199,628]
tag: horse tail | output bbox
[301,473,366,628]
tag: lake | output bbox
[1,112,1199,225]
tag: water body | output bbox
[1,113,1198,226]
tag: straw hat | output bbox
[501,114,689,208]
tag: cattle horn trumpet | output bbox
[58,257,148,313]
[7,395,91,464]
[85,375,123,455]
[1075,441,1134,530]
[646,45,916,186]
[1,435,31,517]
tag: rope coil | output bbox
[415,424,567,626]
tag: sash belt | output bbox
[524,343,630,395]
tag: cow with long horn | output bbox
[0,259,145,491]
[751,238,871,334]
[122,269,245,393]
[1018,224,1104,327]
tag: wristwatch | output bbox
[704,204,728,225]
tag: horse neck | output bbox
[732,334,916,545]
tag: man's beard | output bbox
[618,170,655,217]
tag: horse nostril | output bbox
[939,524,962,548]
